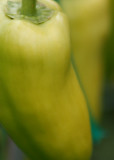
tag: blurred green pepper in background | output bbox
[105,0,114,83]
[54,0,110,143]
[60,0,110,123]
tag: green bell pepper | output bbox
[0,0,92,159]
[60,0,110,122]
[105,0,114,82]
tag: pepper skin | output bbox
[105,0,114,82]
[60,0,110,122]
[0,0,92,160]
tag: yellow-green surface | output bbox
[60,0,110,121]
[0,0,92,159]
[105,0,114,82]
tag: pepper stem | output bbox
[21,0,37,16]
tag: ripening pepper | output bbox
[105,0,114,82]
[60,0,110,122]
[0,0,92,159]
